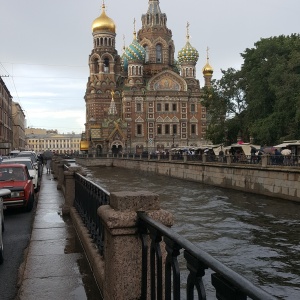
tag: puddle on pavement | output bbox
[42,212,64,223]
[63,216,103,299]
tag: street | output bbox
[0,199,36,299]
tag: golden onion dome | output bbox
[92,4,116,33]
[202,62,214,75]
[202,47,214,75]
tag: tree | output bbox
[204,34,300,145]
[241,34,300,144]
[202,68,247,144]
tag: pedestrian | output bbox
[218,148,224,162]
[46,158,51,174]
[250,147,256,164]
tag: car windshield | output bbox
[0,167,26,181]
[2,161,33,170]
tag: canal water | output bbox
[85,166,300,300]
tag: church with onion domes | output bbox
[81,0,213,155]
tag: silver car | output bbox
[0,189,11,264]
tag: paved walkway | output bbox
[17,168,102,300]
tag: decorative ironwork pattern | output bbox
[137,212,276,300]
[74,172,110,255]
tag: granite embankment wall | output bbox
[77,158,300,202]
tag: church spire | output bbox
[141,0,167,27]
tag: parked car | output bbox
[0,164,35,212]
[17,151,42,177]
[1,158,40,192]
[16,151,38,164]
[0,189,11,264]
[9,150,20,158]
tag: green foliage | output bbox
[206,34,300,145]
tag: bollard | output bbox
[62,166,85,215]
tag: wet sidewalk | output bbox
[17,168,102,300]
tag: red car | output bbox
[0,164,35,212]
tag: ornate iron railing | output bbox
[137,212,276,300]
[74,172,110,255]
[72,171,276,299]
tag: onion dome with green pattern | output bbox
[122,32,145,71]
[178,39,199,64]
[178,23,199,64]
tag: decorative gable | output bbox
[148,70,187,91]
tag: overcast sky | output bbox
[0,0,299,134]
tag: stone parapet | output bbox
[80,158,300,202]
[98,191,173,300]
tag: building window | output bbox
[136,103,142,112]
[172,124,177,134]
[165,103,169,111]
[157,124,162,134]
[191,124,196,134]
[172,103,177,111]
[156,44,162,63]
[191,103,195,112]
[137,124,142,135]
[157,103,162,112]
[165,124,170,134]
[103,58,109,73]
[144,45,149,62]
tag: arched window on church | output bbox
[103,58,109,73]
[156,44,162,63]
[156,14,159,25]
[92,58,99,74]
[144,45,149,62]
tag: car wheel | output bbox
[25,193,34,212]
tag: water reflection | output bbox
[85,166,300,299]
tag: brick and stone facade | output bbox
[82,0,213,155]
